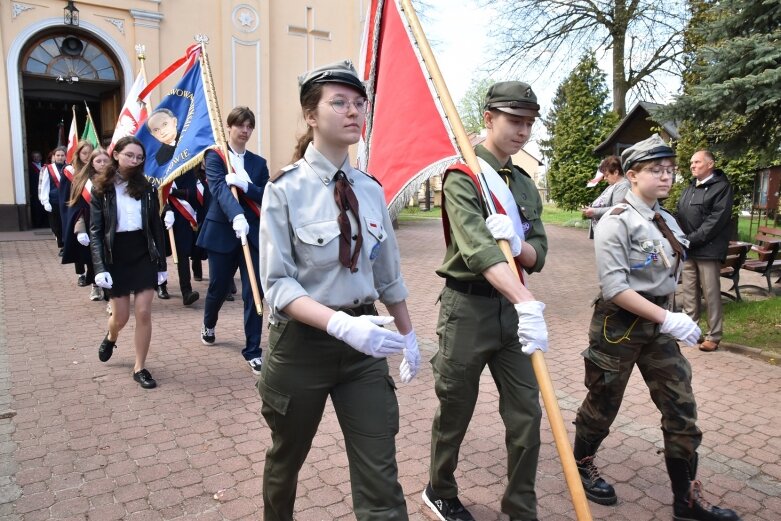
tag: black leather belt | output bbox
[335,303,377,317]
[445,278,500,299]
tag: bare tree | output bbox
[487,0,689,116]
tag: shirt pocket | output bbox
[363,215,387,262]
[294,220,341,268]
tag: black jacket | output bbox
[675,169,734,261]
[89,182,167,274]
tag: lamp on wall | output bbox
[64,1,79,26]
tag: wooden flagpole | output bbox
[196,35,263,316]
[137,44,178,266]
[397,1,592,519]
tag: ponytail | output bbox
[292,127,314,163]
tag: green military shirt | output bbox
[436,144,548,281]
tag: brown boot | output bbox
[699,340,719,352]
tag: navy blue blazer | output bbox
[196,148,269,253]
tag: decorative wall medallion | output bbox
[103,17,125,34]
[232,4,258,33]
[12,2,35,19]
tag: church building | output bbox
[0,0,365,230]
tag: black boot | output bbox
[182,289,200,306]
[574,436,617,505]
[157,282,170,300]
[666,456,742,521]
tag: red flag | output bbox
[65,106,78,163]
[359,0,459,216]
[109,70,149,153]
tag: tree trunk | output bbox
[612,1,628,117]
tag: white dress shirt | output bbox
[115,179,143,232]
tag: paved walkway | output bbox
[0,219,779,520]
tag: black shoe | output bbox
[422,483,475,521]
[247,357,263,376]
[201,324,215,345]
[157,285,170,299]
[133,369,157,389]
[182,290,200,306]
[193,275,203,282]
[58,248,64,257]
[77,274,88,287]
[577,455,617,505]
[98,334,116,362]
[225,293,235,302]
[673,481,742,521]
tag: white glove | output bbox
[660,311,701,346]
[514,301,549,355]
[399,330,421,383]
[326,311,405,358]
[486,214,522,257]
[77,232,90,246]
[163,210,175,230]
[94,272,113,289]
[225,172,249,192]
[157,271,168,285]
[43,201,52,212]
[232,214,249,240]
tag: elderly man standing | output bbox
[676,150,734,351]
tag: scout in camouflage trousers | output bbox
[574,134,742,521]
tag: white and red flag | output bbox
[108,69,150,153]
[358,0,459,217]
[65,106,78,163]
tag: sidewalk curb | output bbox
[719,341,778,365]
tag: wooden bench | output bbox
[740,226,781,294]
[720,242,751,301]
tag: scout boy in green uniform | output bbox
[423,81,549,521]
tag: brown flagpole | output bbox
[397,1,592,519]
[196,35,263,316]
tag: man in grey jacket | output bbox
[676,150,734,352]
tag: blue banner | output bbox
[135,56,217,187]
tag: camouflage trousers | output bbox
[575,296,702,460]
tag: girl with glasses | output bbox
[89,136,167,389]
[258,59,419,520]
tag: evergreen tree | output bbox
[542,53,618,211]
[664,0,769,213]
[664,0,781,160]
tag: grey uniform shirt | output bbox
[595,191,690,300]
[259,143,409,324]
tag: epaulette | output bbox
[514,165,532,180]
[270,161,300,183]
[355,168,383,187]
[610,206,627,215]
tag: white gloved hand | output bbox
[232,214,249,240]
[77,232,90,246]
[399,330,421,384]
[326,311,405,358]
[157,271,168,285]
[163,210,175,230]
[225,172,249,193]
[514,301,549,355]
[660,311,701,346]
[486,214,522,257]
[94,272,113,289]
[43,201,53,212]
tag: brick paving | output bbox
[0,219,779,520]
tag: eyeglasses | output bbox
[640,166,676,178]
[120,152,145,162]
[321,98,369,114]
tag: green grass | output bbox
[540,203,589,229]
[398,206,441,221]
[720,297,781,355]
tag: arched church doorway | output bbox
[21,29,122,227]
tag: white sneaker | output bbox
[90,285,102,301]
[247,357,263,375]
[201,324,215,345]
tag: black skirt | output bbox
[108,230,157,298]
